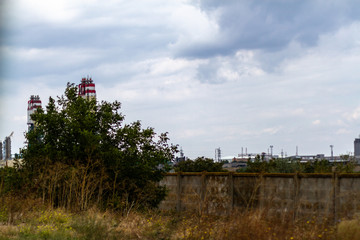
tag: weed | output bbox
[0,203,357,239]
[337,217,360,240]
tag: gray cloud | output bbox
[196,60,223,84]
[1,0,360,158]
[178,0,360,58]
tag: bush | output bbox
[174,157,226,172]
[17,83,177,211]
[240,157,356,174]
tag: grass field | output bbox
[1,203,360,240]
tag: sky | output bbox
[1,0,360,159]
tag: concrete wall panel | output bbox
[339,177,360,218]
[159,173,360,219]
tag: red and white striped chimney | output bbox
[27,95,42,130]
[78,77,96,100]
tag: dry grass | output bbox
[337,216,360,240]
[0,209,360,240]
[0,199,359,240]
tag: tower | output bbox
[78,77,96,100]
[3,136,11,160]
[27,95,42,131]
[215,147,221,162]
[354,137,360,162]
[330,145,334,161]
[3,132,13,161]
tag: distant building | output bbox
[215,147,221,162]
[174,148,186,164]
[288,154,350,163]
[3,136,11,160]
[355,137,360,163]
[236,152,279,162]
[223,161,247,169]
[221,155,237,162]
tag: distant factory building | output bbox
[3,135,12,160]
[174,148,186,164]
[355,136,360,163]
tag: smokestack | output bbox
[78,76,96,100]
[27,95,42,131]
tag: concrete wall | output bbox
[159,172,360,220]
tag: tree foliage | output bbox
[174,157,226,172]
[238,156,356,173]
[19,83,177,210]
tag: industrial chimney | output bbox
[78,77,96,100]
[27,95,42,131]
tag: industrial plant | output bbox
[0,76,359,169]
[0,77,97,167]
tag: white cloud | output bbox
[147,57,201,77]
[178,129,207,139]
[291,108,305,116]
[312,120,321,125]
[350,107,360,121]
[12,0,79,25]
[13,115,26,122]
[336,128,351,135]
[168,3,219,53]
[2,0,360,159]
[262,127,281,135]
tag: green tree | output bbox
[334,155,356,173]
[21,83,177,210]
[270,158,303,173]
[312,159,332,173]
[241,157,356,174]
[242,155,270,173]
[242,157,303,173]
[174,157,226,172]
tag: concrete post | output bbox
[200,171,207,214]
[228,172,234,214]
[333,172,339,223]
[259,174,265,210]
[176,172,181,212]
[293,173,300,221]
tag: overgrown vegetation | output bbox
[0,206,359,240]
[174,157,226,172]
[1,83,177,211]
[237,155,357,173]
[1,83,360,239]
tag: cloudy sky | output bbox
[1,0,360,159]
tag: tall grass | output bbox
[0,198,359,240]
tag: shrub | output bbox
[174,157,226,172]
[18,83,177,211]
